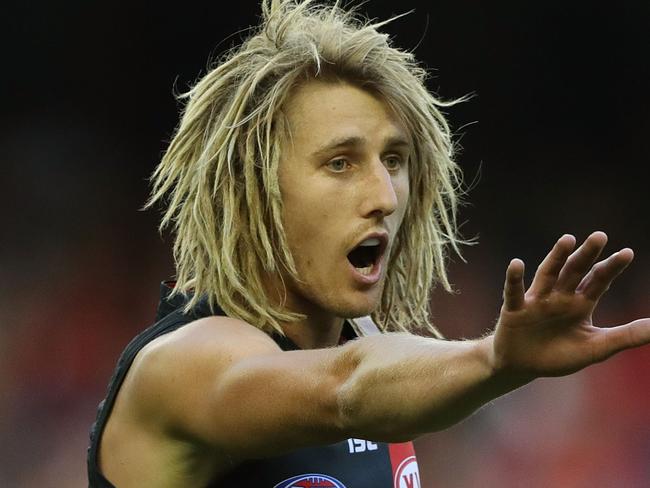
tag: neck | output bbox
[263,272,345,349]
[281,313,345,350]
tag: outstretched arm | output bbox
[338,231,650,438]
[127,232,649,459]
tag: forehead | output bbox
[282,80,408,152]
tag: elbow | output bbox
[331,344,364,437]
[334,378,419,443]
[333,376,360,437]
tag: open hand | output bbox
[492,231,650,379]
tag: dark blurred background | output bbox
[1,1,648,486]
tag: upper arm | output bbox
[126,316,355,459]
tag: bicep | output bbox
[206,348,349,457]
[132,318,353,459]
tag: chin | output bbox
[334,297,381,319]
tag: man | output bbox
[87,1,650,486]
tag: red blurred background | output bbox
[1,1,648,486]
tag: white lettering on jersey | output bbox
[347,438,379,453]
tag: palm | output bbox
[492,232,650,378]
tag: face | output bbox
[275,80,410,320]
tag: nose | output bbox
[360,159,399,218]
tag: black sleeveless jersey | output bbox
[87,283,422,487]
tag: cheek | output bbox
[395,175,410,218]
[282,174,342,227]
[283,193,330,232]
[281,188,331,257]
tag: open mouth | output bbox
[346,237,387,276]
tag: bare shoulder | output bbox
[109,314,349,462]
[139,315,281,370]
[119,316,281,436]
[99,316,283,484]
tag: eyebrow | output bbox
[310,135,410,159]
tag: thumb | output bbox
[594,318,650,360]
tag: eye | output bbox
[384,155,403,171]
[327,158,350,172]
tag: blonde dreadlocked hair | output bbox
[146,0,468,338]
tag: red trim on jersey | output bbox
[388,442,420,488]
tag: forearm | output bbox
[337,333,530,441]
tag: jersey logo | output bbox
[273,473,347,488]
[347,438,379,453]
[394,455,421,488]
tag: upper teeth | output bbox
[359,237,380,247]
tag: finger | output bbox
[503,258,525,311]
[528,234,576,296]
[576,248,634,301]
[592,318,650,361]
[555,231,608,293]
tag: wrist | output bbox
[476,334,533,393]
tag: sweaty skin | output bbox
[98,82,650,487]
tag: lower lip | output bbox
[348,254,383,285]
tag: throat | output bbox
[280,315,345,349]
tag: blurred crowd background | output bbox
[2,0,648,486]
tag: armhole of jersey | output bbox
[348,315,380,337]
